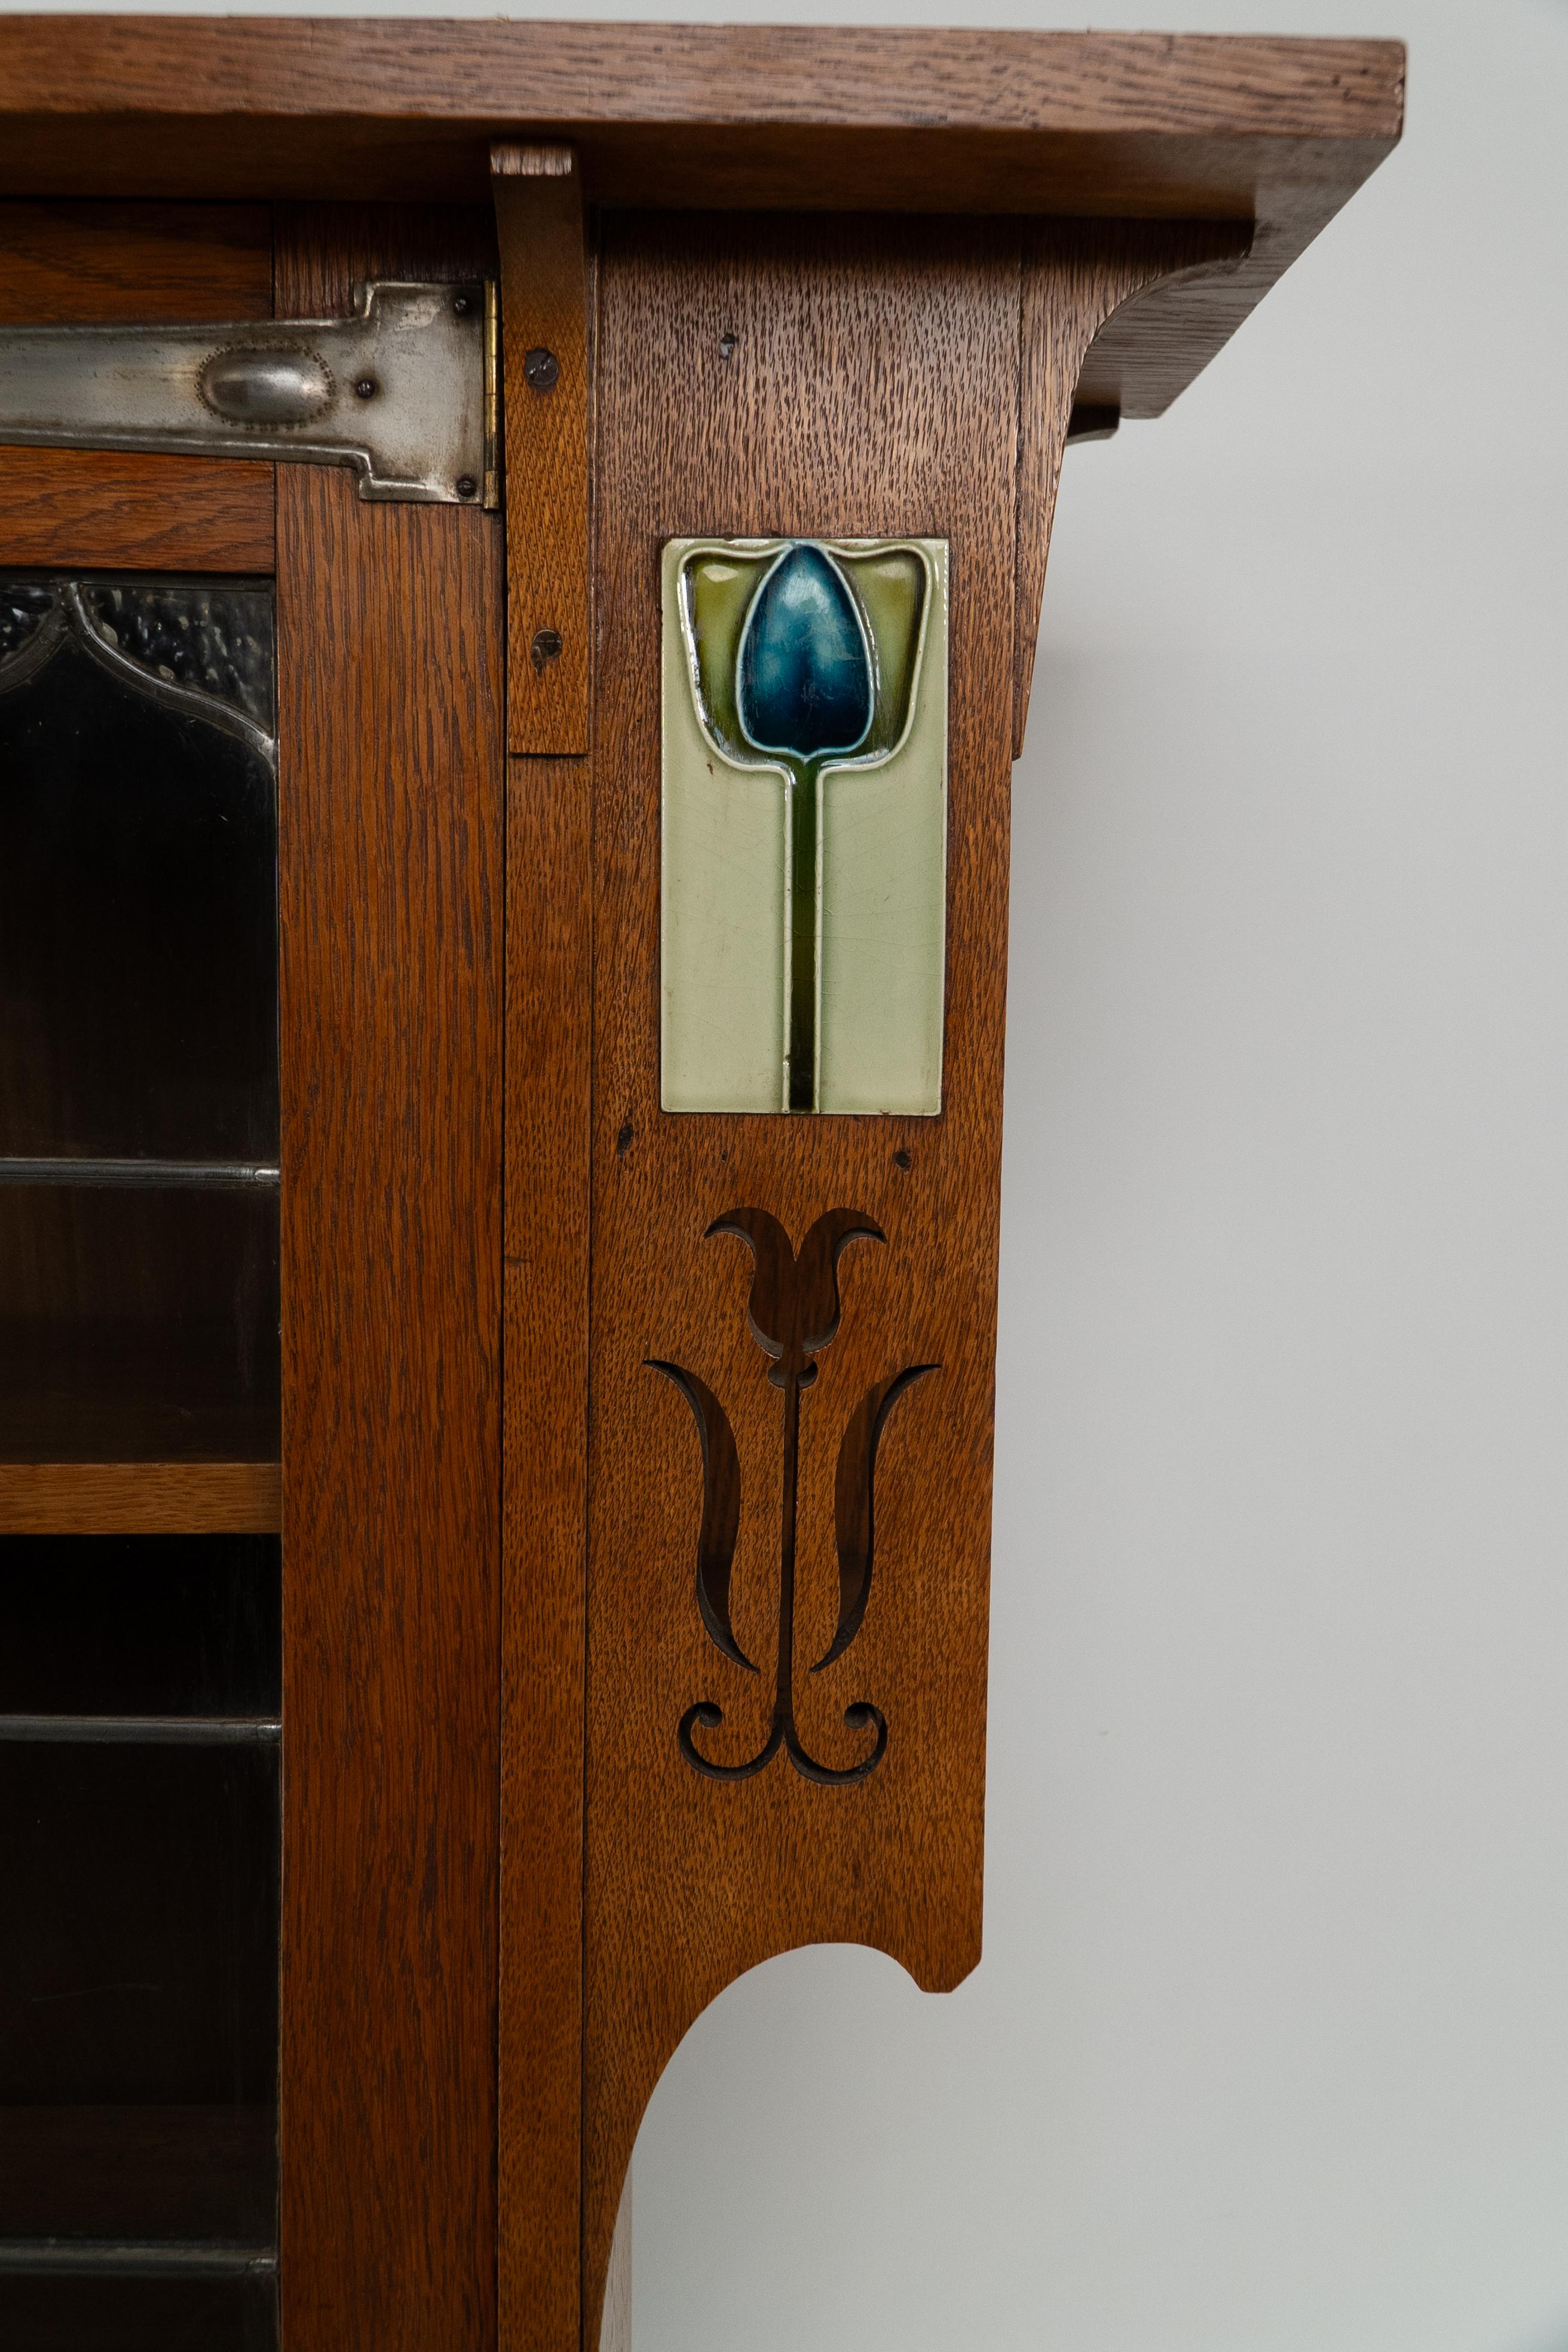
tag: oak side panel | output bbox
[0,200,275,572]
[0,1460,280,1535]
[275,206,503,2352]
[581,213,1024,2347]
[493,149,592,754]
[500,751,592,2352]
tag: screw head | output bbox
[354,376,378,400]
[455,474,478,500]
[523,346,560,393]
[452,292,474,316]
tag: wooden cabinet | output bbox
[0,22,1401,2351]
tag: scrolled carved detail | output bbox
[645,1359,749,1671]
[820,1363,936,1671]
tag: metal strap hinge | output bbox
[0,278,499,507]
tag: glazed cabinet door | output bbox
[0,201,504,2352]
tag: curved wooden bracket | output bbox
[1012,219,1254,758]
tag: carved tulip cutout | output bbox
[648,1206,938,1787]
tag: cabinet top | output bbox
[0,17,1404,416]
[0,20,1404,198]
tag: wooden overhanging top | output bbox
[0,18,1404,419]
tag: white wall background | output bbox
[16,0,1567,2341]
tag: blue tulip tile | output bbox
[661,536,948,1116]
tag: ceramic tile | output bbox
[662,536,947,1115]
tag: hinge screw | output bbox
[524,347,560,393]
[354,376,378,400]
[455,475,478,500]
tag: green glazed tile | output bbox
[662,535,947,1117]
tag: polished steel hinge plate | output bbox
[0,279,498,507]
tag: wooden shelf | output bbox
[0,1462,280,1535]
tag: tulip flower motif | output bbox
[649,1205,936,1787]
[679,538,930,1112]
[738,549,872,1111]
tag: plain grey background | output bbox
[16,0,1566,2342]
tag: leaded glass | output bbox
[0,572,281,2348]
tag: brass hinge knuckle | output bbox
[0,278,498,509]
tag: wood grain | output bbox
[274,206,503,2352]
[0,24,1402,422]
[500,752,592,2352]
[493,145,591,755]
[0,1459,280,1534]
[0,24,1405,145]
[0,448,273,571]
[494,147,595,2351]
[580,212,1027,2348]
[0,200,271,323]
[1012,218,1254,756]
[0,199,274,572]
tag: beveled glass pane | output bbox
[0,1183,280,1460]
[0,1535,280,1717]
[0,576,277,1165]
[0,2272,277,2352]
[0,565,281,2345]
[0,1744,278,2231]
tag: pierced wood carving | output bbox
[651,1208,936,1787]
[572,212,1247,2352]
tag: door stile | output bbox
[274,204,505,2352]
[493,151,596,2352]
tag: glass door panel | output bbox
[0,572,281,2346]
[0,574,279,1465]
[0,1184,280,1462]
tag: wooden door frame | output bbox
[275,203,505,2352]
